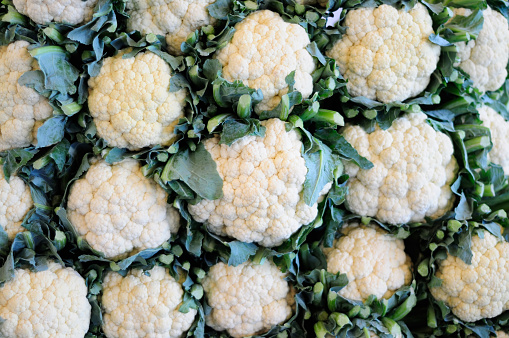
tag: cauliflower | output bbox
[323,222,413,301]
[13,0,98,25]
[202,260,295,337]
[126,0,217,55]
[0,41,52,151]
[88,50,187,151]
[430,230,509,322]
[188,118,330,247]
[0,169,33,240]
[453,6,509,93]
[496,332,509,338]
[101,266,197,337]
[215,10,315,113]
[326,4,440,103]
[478,105,509,174]
[0,261,91,337]
[67,158,181,259]
[343,112,458,225]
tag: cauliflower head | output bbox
[0,40,52,151]
[0,261,91,337]
[101,266,197,337]
[0,169,33,240]
[453,7,509,93]
[430,230,509,322]
[67,158,181,259]
[202,260,295,337]
[188,118,330,247]
[326,4,440,103]
[215,10,315,113]
[323,222,412,301]
[13,0,98,25]
[343,112,458,225]
[126,0,217,55]
[478,106,509,174]
[88,50,187,151]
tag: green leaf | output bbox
[314,129,373,170]
[207,0,233,20]
[227,241,257,266]
[161,143,223,200]
[36,116,66,148]
[302,139,338,206]
[220,119,266,146]
[104,148,127,164]
[29,46,79,95]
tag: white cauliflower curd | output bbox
[326,4,440,103]
[478,105,509,174]
[453,6,509,93]
[323,222,413,301]
[126,0,217,55]
[187,118,330,247]
[0,261,91,337]
[430,230,509,322]
[0,169,33,240]
[67,158,181,259]
[215,10,316,113]
[88,50,187,151]
[202,260,295,337]
[343,112,458,225]
[0,40,52,151]
[101,266,197,337]
[13,0,98,25]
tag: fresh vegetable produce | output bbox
[0,0,509,337]
[0,261,91,337]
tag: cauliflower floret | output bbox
[0,41,52,151]
[0,261,91,337]
[430,230,509,322]
[323,222,413,301]
[13,0,98,25]
[0,169,33,240]
[343,112,458,225]
[88,50,187,151]
[67,158,181,259]
[478,105,509,174]
[326,4,440,103]
[496,332,509,338]
[202,260,295,337]
[126,0,217,55]
[101,266,197,337]
[187,118,330,247]
[215,10,316,113]
[453,6,509,93]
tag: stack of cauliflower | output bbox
[0,0,509,337]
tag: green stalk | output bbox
[464,136,490,153]
[61,101,82,116]
[207,113,231,133]
[327,291,338,312]
[311,109,344,126]
[447,220,462,233]
[344,109,359,118]
[362,109,377,120]
[279,94,290,121]
[417,259,429,277]
[313,282,324,305]
[314,321,328,338]
[33,155,52,170]
[299,102,320,121]
[29,45,66,58]
[427,305,438,328]
[53,230,67,251]
[237,94,252,119]
[43,26,65,43]
[213,83,227,107]
[389,293,417,321]
[381,317,402,337]
[23,232,35,249]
